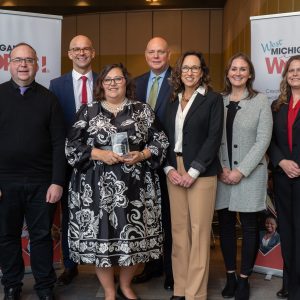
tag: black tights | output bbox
[217,208,259,276]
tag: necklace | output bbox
[102,98,127,114]
[182,94,191,102]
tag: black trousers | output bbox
[0,180,57,293]
[217,208,259,276]
[144,168,173,279]
[273,172,300,300]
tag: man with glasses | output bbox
[133,36,174,291]
[0,42,66,300]
[49,35,98,286]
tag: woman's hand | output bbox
[180,173,196,188]
[123,151,143,165]
[279,159,300,178]
[123,149,152,165]
[219,167,231,184]
[167,169,182,186]
[227,168,244,184]
[91,148,124,165]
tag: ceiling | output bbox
[0,0,227,16]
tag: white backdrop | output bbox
[250,11,300,103]
[0,9,62,87]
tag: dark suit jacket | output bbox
[49,71,98,131]
[269,99,300,170]
[165,90,224,177]
[134,67,172,124]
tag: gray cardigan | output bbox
[215,92,273,212]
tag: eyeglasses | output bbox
[103,76,125,85]
[10,57,36,65]
[146,50,167,57]
[69,47,93,55]
[181,65,201,73]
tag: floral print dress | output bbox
[65,99,169,267]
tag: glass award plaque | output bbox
[111,132,129,156]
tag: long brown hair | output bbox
[273,55,300,112]
[223,52,258,99]
[94,63,136,101]
[169,51,211,101]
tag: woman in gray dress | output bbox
[215,53,272,300]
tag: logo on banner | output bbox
[0,44,49,73]
[260,39,300,74]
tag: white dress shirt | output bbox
[165,86,206,179]
[72,69,94,111]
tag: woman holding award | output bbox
[65,63,169,300]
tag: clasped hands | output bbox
[279,159,300,178]
[91,148,146,165]
[167,169,196,188]
[219,167,243,185]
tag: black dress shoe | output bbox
[117,286,141,300]
[4,288,21,300]
[56,267,78,286]
[170,296,185,300]
[164,277,174,291]
[276,288,288,299]
[37,289,55,300]
[132,269,162,284]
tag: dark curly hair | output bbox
[273,55,300,112]
[94,63,136,101]
[223,52,258,99]
[169,51,211,101]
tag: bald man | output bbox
[49,35,98,285]
[133,37,174,290]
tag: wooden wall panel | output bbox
[267,0,279,14]
[294,0,300,10]
[100,13,126,69]
[153,10,181,66]
[182,10,209,54]
[61,8,225,88]
[61,16,76,74]
[126,11,152,76]
[77,14,100,72]
[210,10,223,92]
[278,0,293,12]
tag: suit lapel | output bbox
[155,67,171,111]
[169,99,179,142]
[65,72,76,117]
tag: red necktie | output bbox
[81,76,87,104]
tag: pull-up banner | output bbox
[0,9,62,87]
[250,11,300,103]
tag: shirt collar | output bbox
[72,69,93,81]
[10,78,36,90]
[149,68,168,81]
[179,86,206,102]
[196,86,206,96]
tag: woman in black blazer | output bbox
[164,51,223,300]
[269,55,300,300]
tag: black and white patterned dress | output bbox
[65,99,169,267]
